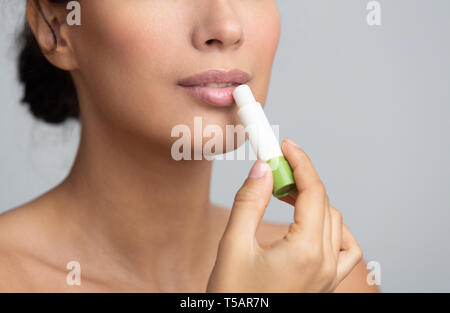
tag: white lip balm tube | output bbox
[232,84,297,198]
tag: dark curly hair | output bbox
[18,0,79,124]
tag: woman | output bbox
[0,0,378,292]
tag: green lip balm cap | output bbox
[267,156,297,198]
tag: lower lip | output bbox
[178,85,239,107]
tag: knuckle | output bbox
[342,223,363,262]
[308,181,327,198]
[287,222,303,236]
[354,245,363,262]
[291,148,309,169]
[331,206,343,222]
[296,146,309,160]
[283,223,302,244]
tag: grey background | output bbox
[1,0,449,292]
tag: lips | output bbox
[177,69,251,107]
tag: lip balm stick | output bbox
[232,84,297,198]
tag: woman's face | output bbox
[69,0,281,154]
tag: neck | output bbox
[57,110,225,286]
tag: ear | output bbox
[26,0,79,71]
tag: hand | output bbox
[206,138,363,292]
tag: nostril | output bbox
[206,39,220,45]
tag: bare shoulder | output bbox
[0,203,36,291]
[255,221,379,293]
[0,196,53,251]
[0,195,60,292]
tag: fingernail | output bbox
[284,138,299,148]
[248,160,270,179]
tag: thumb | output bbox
[223,160,273,245]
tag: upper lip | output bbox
[177,69,251,87]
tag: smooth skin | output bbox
[0,0,378,292]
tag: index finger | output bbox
[281,138,327,235]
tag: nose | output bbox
[192,0,244,52]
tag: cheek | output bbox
[75,1,179,91]
[71,1,190,137]
[251,2,281,58]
